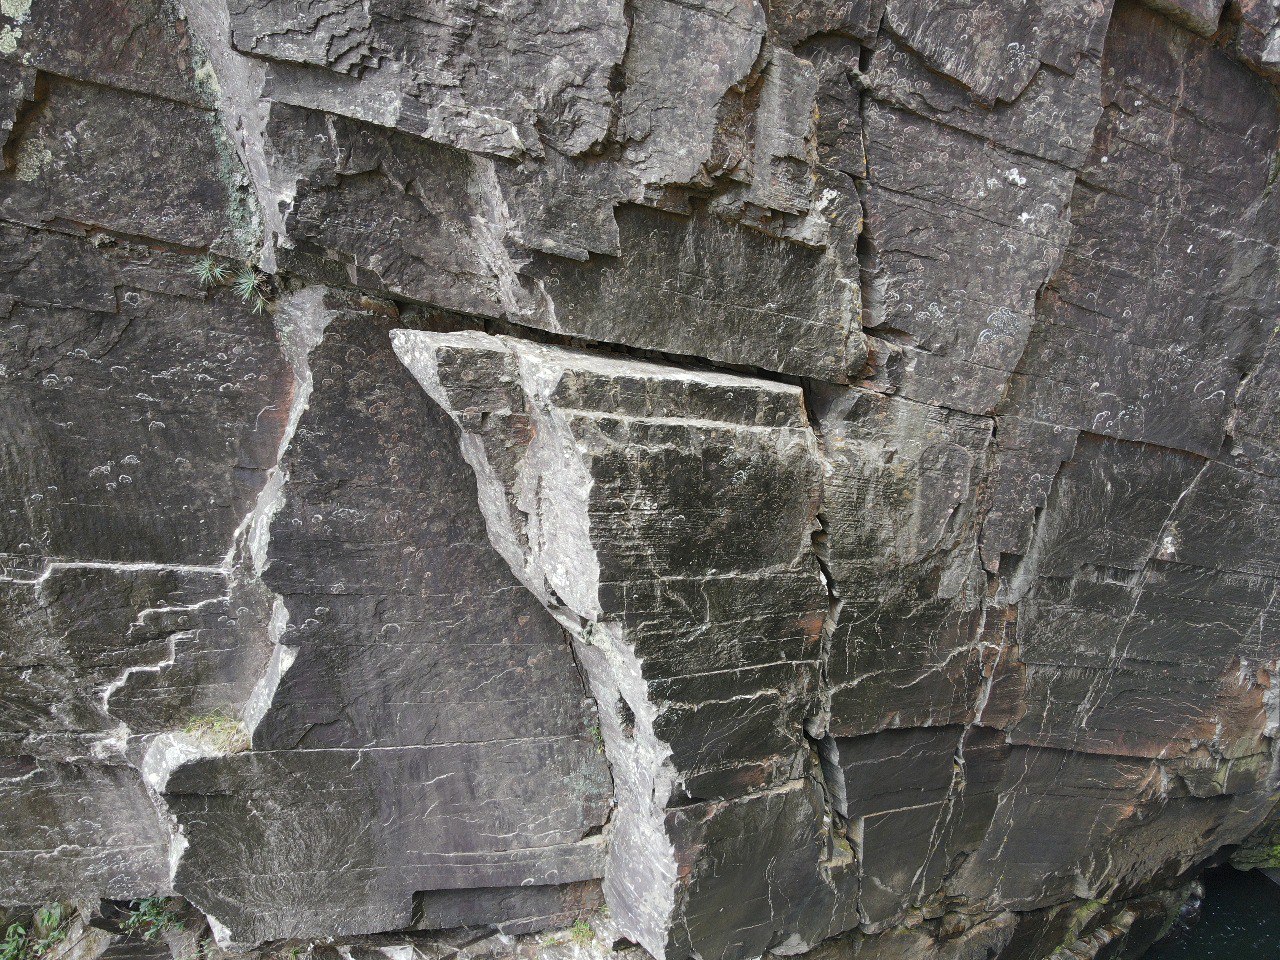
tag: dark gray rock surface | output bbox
[3,1,1280,960]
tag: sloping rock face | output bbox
[3,1,1280,960]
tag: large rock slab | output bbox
[167,303,613,944]
[520,205,862,381]
[1003,0,1280,456]
[393,330,836,959]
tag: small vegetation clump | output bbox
[231,266,271,314]
[193,256,228,287]
[540,918,596,949]
[1,904,71,960]
[121,899,184,941]
[192,255,273,314]
[569,919,595,945]
[1233,842,1280,870]
[184,711,250,753]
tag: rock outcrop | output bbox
[3,1,1280,960]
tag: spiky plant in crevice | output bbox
[190,254,273,314]
[232,265,271,314]
[192,255,228,288]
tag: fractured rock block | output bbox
[1234,0,1280,72]
[817,388,993,735]
[265,103,510,319]
[242,0,627,158]
[664,779,850,960]
[0,262,292,567]
[0,76,243,249]
[1141,0,1228,34]
[615,0,765,190]
[522,205,863,382]
[169,742,610,943]
[0,756,171,904]
[1003,0,1280,457]
[393,329,830,959]
[857,79,1089,413]
[833,726,1006,928]
[1002,435,1280,760]
[881,0,1109,104]
[411,880,605,936]
[0,564,270,755]
[949,746,1270,910]
[166,304,612,944]
[393,329,827,789]
[2,0,206,104]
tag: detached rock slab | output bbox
[393,330,831,960]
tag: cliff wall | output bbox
[3,1,1280,959]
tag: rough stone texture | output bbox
[4,2,1280,960]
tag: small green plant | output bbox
[121,899,183,941]
[190,255,272,314]
[1,904,70,960]
[540,919,595,948]
[232,265,270,314]
[0,923,24,960]
[184,712,249,753]
[569,919,594,945]
[1233,842,1280,870]
[192,255,228,288]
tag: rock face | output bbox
[3,1,1280,960]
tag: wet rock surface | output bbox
[3,1,1280,960]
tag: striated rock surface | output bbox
[3,1,1280,960]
